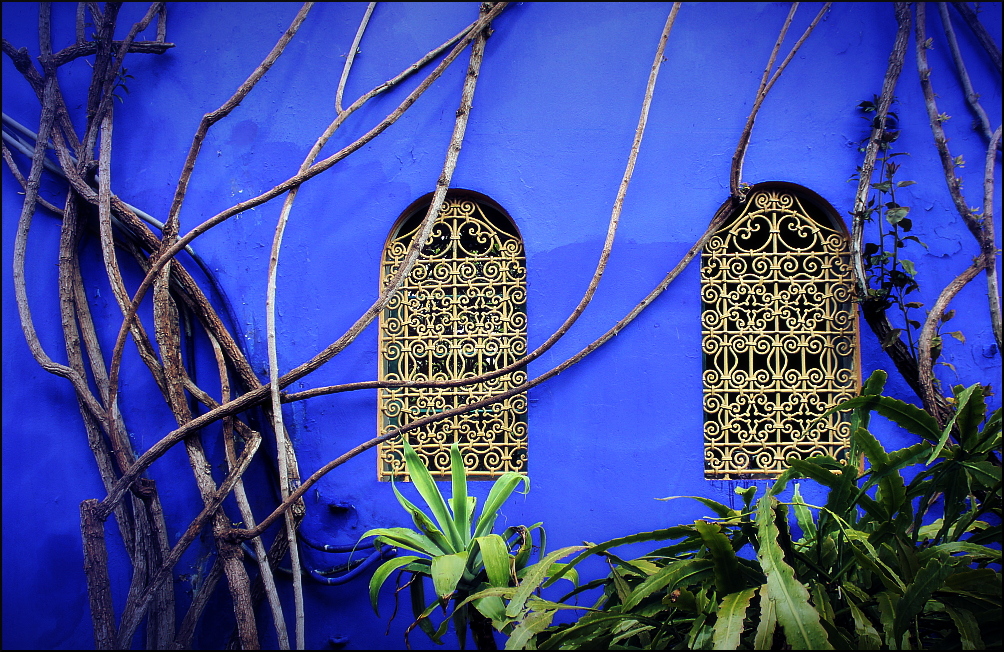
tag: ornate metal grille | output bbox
[378,197,528,481]
[701,189,857,479]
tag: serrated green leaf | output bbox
[918,541,1001,564]
[943,604,984,650]
[506,546,587,617]
[505,610,555,650]
[893,553,955,643]
[695,520,743,595]
[754,584,776,650]
[943,569,1001,597]
[756,497,833,650]
[657,495,736,518]
[541,526,696,589]
[929,384,981,464]
[847,600,882,650]
[621,559,713,611]
[792,484,817,543]
[875,591,902,649]
[838,396,942,442]
[712,587,757,649]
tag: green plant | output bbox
[474,371,1001,649]
[361,440,578,649]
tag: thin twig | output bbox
[851,2,911,297]
[335,2,376,114]
[1,140,65,214]
[949,1,1002,75]
[730,2,796,197]
[917,258,986,423]
[730,3,831,196]
[173,556,224,649]
[916,2,992,242]
[914,2,992,420]
[984,126,1002,350]
[938,2,996,145]
[164,2,314,238]
[209,331,290,650]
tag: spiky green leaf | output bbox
[473,472,530,539]
[622,559,713,611]
[754,585,776,650]
[368,556,425,615]
[475,534,513,588]
[401,439,464,550]
[431,551,468,601]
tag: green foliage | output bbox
[361,440,574,649]
[471,373,1001,649]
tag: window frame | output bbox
[701,182,861,479]
[377,190,529,481]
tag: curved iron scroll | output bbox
[379,198,528,480]
[701,189,858,479]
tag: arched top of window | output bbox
[378,192,528,481]
[702,183,858,479]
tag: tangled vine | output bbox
[3,2,999,649]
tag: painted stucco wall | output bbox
[3,2,1001,649]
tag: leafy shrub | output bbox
[473,372,1001,649]
[361,440,579,650]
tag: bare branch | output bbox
[917,258,985,423]
[985,125,1002,350]
[335,2,376,114]
[164,2,314,238]
[730,2,831,196]
[114,429,262,648]
[950,1,1002,75]
[938,2,996,145]
[851,2,911,294]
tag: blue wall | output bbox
[3,2,1001,649]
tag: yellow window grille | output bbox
[701,187,858,479]
[378,196,528,481]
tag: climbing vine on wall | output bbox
[2,2,999,650]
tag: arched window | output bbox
[701,184,858,479]
[378,193,528,481]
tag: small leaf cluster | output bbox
[471,370,1001,649]
[852,98,933,356]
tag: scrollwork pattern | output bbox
[702,191,857,479]
[379,199,528,480]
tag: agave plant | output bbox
[471,372,1002,649]
[361,439,578,650]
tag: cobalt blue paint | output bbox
[3,3,1000,649]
